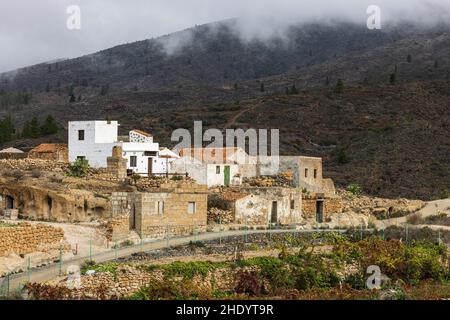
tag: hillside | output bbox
[0,20,449,200]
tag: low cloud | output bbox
[0,0,449,72]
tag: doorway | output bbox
[224,166,230,186]
[130,204,136,230]
[5,195,14,209]
[271,201,278,224]
[316,200,324,223]
[147,158,153,176]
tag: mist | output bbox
[0,0,449,72]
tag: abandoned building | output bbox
[0,147,26,160]
[28,143,68,162]
[210,187,303,225]
[109,182,208,240]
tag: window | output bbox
[290,200,295,210]
[314,169,317,179]
[216,166,221,174]
[188,202,196,214]
[130,156,137,167]
[144,151,157,157]
[304,168,308,178]
[78,130,85,141]
[156,201,164,214]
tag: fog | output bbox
[0,0,449,72]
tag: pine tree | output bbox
[260,82,265,92]
[389,73,397,85]
[407,54,412,63]
[29,116,41,138]
[41,115,59,135]
[0,115,15,143]
[21,121,32,138]
[69,94,76,102]
[289,84,299,95]
[334,79,344,94]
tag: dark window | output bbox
[290,200,295,210]
[314,169,317,179]
[78,130,85,141]
[130,156,137,167]
[304,168,308,178]
[144,151,157,157]
[216,166,220,174]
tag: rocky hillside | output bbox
[0,20,449,200]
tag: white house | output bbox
[68,121,177,176]
[68,120,119,168]
[170,155,240,187]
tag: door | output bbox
[224,166,230,186]
[316,200,324,223]
[130,204,136,230]
[148,157,153,176]
[271,201,278,224]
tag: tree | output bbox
[260,82,265,92]
[41,115,59,135]
[69,94,76,102]
[100,84,109,96]
[289,84,299,95]
[325,76,330,86]
[334,79,344,94]
[45,83,50,92]
[389,73,397,85]
[434,60,439,69]
[407,54,412,63]
[28,116,41,138]
[0,115,15,143]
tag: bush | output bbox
[235,271,265,296]
[346,183,362,196]
[66,158,89,177]
[406,213,424,225]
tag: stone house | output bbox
[110,182,208,240]
[28,144,68,162]
[210,187,303,225]
[0,147,26,160]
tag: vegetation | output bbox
[22,115,59,139]
[125,237,449,300]
[346,183,362,196]
[334,79,344,93]
[0,115,15,143]
[66,158,89,177]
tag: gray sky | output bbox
[0,0,449,72]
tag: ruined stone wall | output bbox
[0,223,68,256]
[302,196,343,221]
[234,187,302,225]
[103,216,130,242]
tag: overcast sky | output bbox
[0,0,449,72]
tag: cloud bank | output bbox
[0,0,449,72]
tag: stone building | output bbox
[110,182,208,240]
[28,144,68,162]
[210,187,303,225]
[0,147,26,160]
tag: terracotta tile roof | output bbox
[179,147,244,164]
[29,143,67,153]
[221,192,250,201]
[130,129,152,137]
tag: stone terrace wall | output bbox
[0,223,68,256]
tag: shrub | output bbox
[66,158,89,177]
[235,271,265,296]
[406,213,424,225]
[346,183,362,196]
